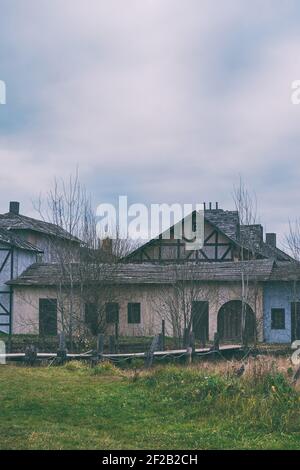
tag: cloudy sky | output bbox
[1,0,300,245]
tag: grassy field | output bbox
[0,358,300,450]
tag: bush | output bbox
[90,361,123,376]
[62,360,89,372]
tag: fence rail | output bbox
[0,344,242,362]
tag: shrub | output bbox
[90,361,123,376]
[62,360,88,372]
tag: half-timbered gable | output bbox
[125,207,293,264]
[126,209,240,263]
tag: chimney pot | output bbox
[209,202,212,210]
[266,233,276,248]
[216,202,219,210]
[9,201,20,215]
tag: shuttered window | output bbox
[127,303,141,324]
[39,299,57,336]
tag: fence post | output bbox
[109,335,116,354]
[161,319,165,351]
[212,332,219,351]
[57,332,67,365]
[183,328,189,348]
[190,331,195,354]
[158,333,163,351]
[97,334,104,361]
[115,322,119,353]
[25,344,37,366]
[186,346,193,365]
[144,335,160,368]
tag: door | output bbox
[39,299,57,336]
[291,302,300,341]
[192,301,209,341]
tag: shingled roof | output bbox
[125,208,293,263]
[240,225,293,262]
[0,212,80,242]
[7,259,275,286]
[269,261,300,281]
[0,228,43,252]
[204,209,239,241]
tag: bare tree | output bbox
[152,263,220,347]
[284,219,300,342]
[32,170,140,347]
[285,219,300,262]
[233,177,261,345]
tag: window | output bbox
[39,299,57,336]
[128,303,141,324]
[85,303,98,335]
[192,301,209,341]
[271,308,285,330]
[106,303,119,324]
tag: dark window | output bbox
[85,303,98,335]
[128,303,141,324]
[39,299,57,336]
[192,301,209,342]
[271,308,285,330]
[106,303,119,323]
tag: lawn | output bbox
[0,360,300,450]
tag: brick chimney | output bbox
[9,201,20,215]
[266,233,276,248]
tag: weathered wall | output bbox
[12,281,264,341]
[0,244,37,333]
[263,281,300,343]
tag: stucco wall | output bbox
[0,244,37,334]
[263,281,300,343]
[12,281,264,341]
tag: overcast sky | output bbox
[1,0,300,245]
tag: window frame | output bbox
[127,302,141,324]
[271,308,285,330]
[39,298,57,336]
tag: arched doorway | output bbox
[217,300,255,342]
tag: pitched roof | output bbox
[0,228,43,252]
[7,259,275,286]
[125,209,293,263]
[240,225,293,262]
[269,261,300,281]
[0,212,80,242]
[204,209,239,241]
[125,209,240,261]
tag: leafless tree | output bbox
[152,263,220,347]
[33,170,138,348]
[284,219,300,342]
[233,177,261,345]
[285,219,300,262]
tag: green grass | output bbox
[0,362,299,450]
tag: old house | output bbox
[0,201,80,262]
[5,202,300,344]
[0,201,80,334]
[0,228,42,333]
